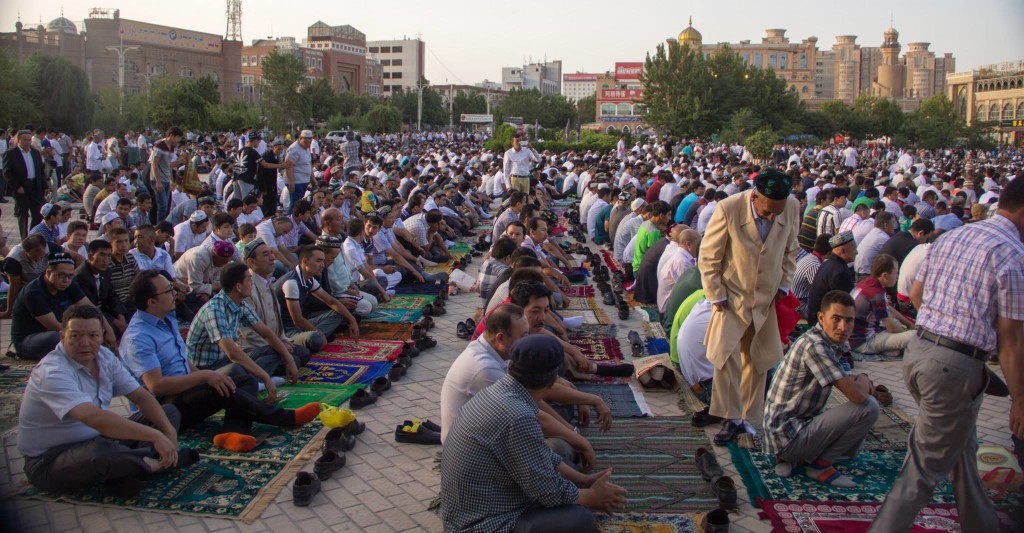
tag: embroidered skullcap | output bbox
[829,231,855,249]
[754,169,793,200]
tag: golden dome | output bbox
[678,16,702,46]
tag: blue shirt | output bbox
[120,310,191,382]
[675,192,698,224]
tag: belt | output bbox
[512,175,530,178]
[917,328,990,361]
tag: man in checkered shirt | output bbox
[764,290,880,489]
[872,176,1024,533]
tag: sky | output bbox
[3,0,1023,84]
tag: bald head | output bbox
[322,207,343,235]
[669,225,686,243]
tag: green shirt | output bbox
[633,221,662,271]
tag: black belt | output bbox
[512,175,529,178]
[917,328,990,361]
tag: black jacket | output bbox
[73,262,127,318]
[3,146,46,197]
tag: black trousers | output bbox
[161,370,293,434]
[23,404,181,493]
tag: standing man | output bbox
[150,127,189,223]
[871,177,1024,533]
[229,133,261,203]
[284,131,314,214]
[503,135,540,194]
[258,140,291,218]
[4,129,48,238]
[699,169,801,445]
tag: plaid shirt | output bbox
[916,214,1024,353]
[477,258,510,303]
[763,324,847,455]
[440,374,579,532]
[404,213,429,246]
[341,140,360,168]
[186,290,260,368]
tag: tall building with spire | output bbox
[874,26,905,99]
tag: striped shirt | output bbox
[792,252,823,302]
[915,214,1024,353]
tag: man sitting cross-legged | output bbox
[19,304,195,498]
[120,270,320,453]
[763,290,880,488]
[276,244,360,341]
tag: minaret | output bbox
[876,25,905,98]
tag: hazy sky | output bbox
[3,0,1023,84]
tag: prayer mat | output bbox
[726,443,1009,505]
[317,338,403,362]
[641,306,660,321]
[22,455,304,523]
[378,294,436,310]
[472,224,493,231]
[564,285,596,297]
[569,323,616,338]
[177,414,326,463]
[579,417,719,513]
[645,338,670,355]
[448,242,471,256]
[574,383,651,418]
[563,296,602,312]
[364,307,424,323]
[567,336,625,363]
[676,384,707,416]
[758,500,1019,533]
[0,368,30,435]
[393,283,446,296]
[299,358,393,386]
[356,322,414,341]
[642,321,668,339]
[424,259,457,274]
[735,393,914,452]
[597,512,699,533]
[600,250,622,273]
[262,383,365,410]
[571,307,613,325]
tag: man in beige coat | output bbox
[698,169,801,445]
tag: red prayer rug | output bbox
[758,500,1019,533]
[567,336,625,364]
[317,339,403,362]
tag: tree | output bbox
[302,78,338,123]
[852,94,905,138]
[745,128,777,161]
[495,88,577,128]
[25,54,93,134]
[904,94,966,149]
[146,75,220,130]
[262,49,311,130]
[363,103,403,133]
[388,80,448,127]
[720,108,762,143]
[577,94,596,124]
[640,41,711,136]
[0,51,41,128]
[451,92,486,122]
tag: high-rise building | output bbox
[367,38,425,95]
[562,73,600,103]
[502,60,562,95]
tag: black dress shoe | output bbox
[416,336,437,350]
[412,324,427,340]
[389,364,406,381]
[691,407,725,428]
[340,420,365,436]
[349,389,378,409]
[323,428,358,452]
[618,307,631,320]
[627,330,643,352]
[401,342,420,358]
[313,450,346,480]
[602,292,616,306]
[371,376,391,395]
[710,475,738,509]
[701,508,731,533]
[714,420,744,446]
[398,354,413,368]
[695,447,724,481]
[292,472,321,506]
[394,424,441,445]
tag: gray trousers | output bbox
[869,337,996,533]
[23,404,181,493]
[286,310,344,340]
[512,504,596,533]
[777,395,880,464]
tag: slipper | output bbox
[416,336,438,350]
[371,376,391,395]
[456,321,471,340]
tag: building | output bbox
[562,73,600,103]
[366,38,425,95]
[946,60,1024,145]
[0,9,243,102]
[502,60,562,95]
[593,63,648,133]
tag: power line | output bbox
[424,43,466,85]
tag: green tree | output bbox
[720,107,763,143]
[745,128,778,160]
[146,75,220,130]
[576,94,596,124]
[363,103,403,133]
[852,94,905,138]
[451,92,487,122]
[92,89,148,133]
[495,88,577,128]
[24,54,94,134]
[388,80,447,127]
[262,49,311,130]
[302,78,338,123]
[0,51,41,127]
[904,94,966,149]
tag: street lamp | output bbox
[106,34,140,114]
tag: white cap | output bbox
[101,212,120,226]
[631,199,646,211]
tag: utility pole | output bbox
[106,34,140,115]
[416,80,424,131]
[448,82,453,130]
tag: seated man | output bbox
[256,215,298,273]
[1,233,54,318]
[174,240,235,315]
[656,226,700,315]
[122,270,320,452]
[477,237,516,304]
[441,335,627,533]
[73,239,129,336]
[173,211,211,260]
[763,290,880,488]
[276,245,360,341]
[405,209,452,263]
[372,205,447,284]
[11,253,115,360]
[342,218,393,301]
[313,235,375,318]
[849,254,915,355]
[18,304,191,497]
[806,230,858,327]
[319,209,379,316]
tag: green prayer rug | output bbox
[364,307,425,323]
[260,382,365,409]
[377,294,436,310]
[177,415,327,462]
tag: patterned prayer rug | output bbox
[393,283,447,296]
[448,242,471,257]
[0,368,30,435]
[597,512,698,532]
[563,296,602,312]
[378,294,436,310]
[565,285,596,297]
[299,358,393,386]
[676,384,707,416]
[758,500,1019,533]
[177,415,326,462]
[570,323,616,338]
[580,417,719,513]
[424,259,457,274]
[472,224,493,231]
[261,383,365,410]
[642,321,668,339]
[570,307,613,325]
[356,322,414,341]
[600,250,622,273]
[567,336,625,363]
[574,383,650,418]
[317,339,403,362]
[364,307,424,323]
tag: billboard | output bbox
[615,62,643,80]
[600,88,644,101]
[119,19,223,53]
[564,73,600,82]
[460,114,494,124]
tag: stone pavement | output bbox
[0,202,1013,533]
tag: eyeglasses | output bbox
[156,286,179,297]
[53,272,75,281]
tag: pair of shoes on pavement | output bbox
[294,421,366,506]
[456,318,477,339]
[395,418,441,445]
[695,447,738,511]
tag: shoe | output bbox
[465,318,476,331]
[710,475,738,509]
[323,428,358,452]
[389,363,407,381]
[701,508,731,533]
[340,419,365,436]
[349,389,378,409]
[872,384,893,406]
[398,354,413,368]
[627,330,643,352]
[696,447,724,481]
[403,419,441,432]
[429,304,446,316]
[313,450,346,480]
[714,420,744,446]
[292,472,321,507]
[395,422,442,445]
[602,292,616,306]
[422,304,435,317]
[371,376,391,395]
[418,317,435,330]
[412,324,427,340]
[401,341,420,358]
[618,307,631,320]
[416,336,438,350]
[691,407,724,428]
[594,363,635,377]
[612,277,624,293]
[456,321,470,340]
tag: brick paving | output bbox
[0,201,1013,533]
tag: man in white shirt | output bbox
[842,145,858,168]
[696,197,719,235]
[173,211,212,260]
[502,136,540,194]
[854,212,897,277]
[656,227,700,314]
[585,187,611,241]
[94,181,128,220]
[86,131,106,173]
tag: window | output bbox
[977,105,987,120]
[755,53,762,67]
[383,72,391,79]
[780,52,787,69]
[392,59,402,66]
[617,103,631,116]
[369,47,379,53]
[179,67,193,78]
[317,59,322,70]
[990,104,999,120]
[241,56,248,66]
[381,46,391,53]
[393,46,402,53]
[260,56,267,64]
[1003,103,1014,120]
[800,53,807,69]
[769,53,776,68]
[206,71,219,83]
[802,86,808,94]
[250,55,256,65]
[600,103,616,116]
[392,72,402,79]
[622,126,631,134]
[381,59,391,66]
[1017,102,1024,119]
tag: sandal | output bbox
[456,321,471,340]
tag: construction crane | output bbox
[225,0,242,41]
